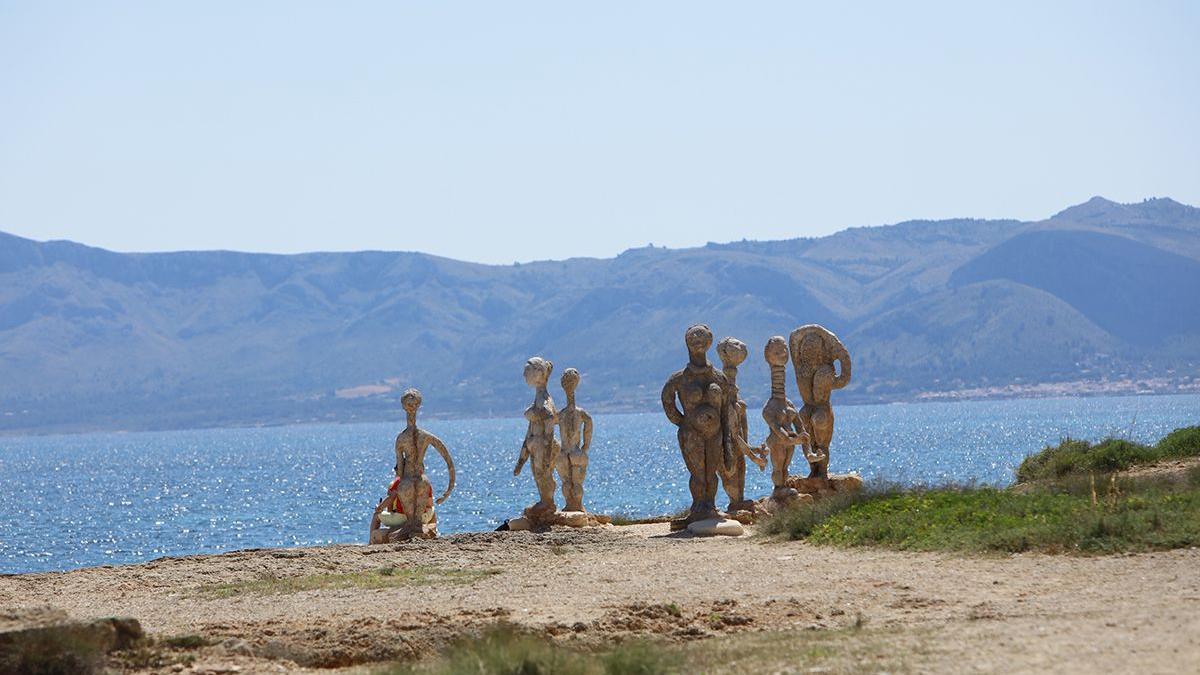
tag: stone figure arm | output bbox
[720,386,737,474]
[429,435,456,505]
[831,341,852,390]
[660,374,685,427]
[513,433,530,476]
[792,415,823,462]
[580,409,593,453]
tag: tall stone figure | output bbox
[789,324,852,479]
[662,324,739,523]
[761,336,815,497]
[555,368,593,512]
[716,337,765,512]
[369,388,456,542]
[513,357,561,514]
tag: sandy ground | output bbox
[3,522,1199,674]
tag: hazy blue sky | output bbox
[1,2,1197,264]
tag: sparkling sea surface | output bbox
[1,394,1197,574]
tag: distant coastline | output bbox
[2,388,1197,439]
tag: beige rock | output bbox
[368,388,456,544]
[790,324,852,479]
[785,473,863,497]
[687,517,745,537]
[0,613,143,660]
[661,325,741,524]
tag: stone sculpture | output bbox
[761,336,816,497]
[555,368,594,512]
[661,324,741,527]
[789,324,852,479]
[513,357,562,515]
[505,359,611,531]
[369,388,456,543]
[716,337,766,513]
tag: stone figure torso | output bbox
[394,427,434,478]
[557,405,585,451]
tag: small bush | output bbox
[1156,426,1200,459]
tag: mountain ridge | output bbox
[1,197,1198,434]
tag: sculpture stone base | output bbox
[506,508,612,531]
[369,522,438,544]
[687,517,744,537]
[669,506,725,531]
[784,473,863,497]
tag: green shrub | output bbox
[1016,426,1200,483]
[1156,426,1200,459]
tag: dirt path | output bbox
[2,524,1198,673]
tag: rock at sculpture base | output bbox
[370,522,438,543]
[687,517,745,537]
[505,508,612,531]
[745,491,815,520]
[784,473,863,497]
[724,499,760,525]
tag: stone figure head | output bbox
[684,324,714,358]
[561,367,580,395]
[401,388,423,414]
[788,324,852,388]
[764,335,789,367]
[524,357,554,388]
[716,337,748,369]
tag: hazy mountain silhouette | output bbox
[1,197,1197,433]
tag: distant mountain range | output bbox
[2,196,1199,434]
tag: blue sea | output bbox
[1,394,1197,574]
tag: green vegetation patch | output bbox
[199,565,497,598]
[381,625,674,675]
[765,472,1200,555]
[384,623,919,675]
[1016,426,1200,482]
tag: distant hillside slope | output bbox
[1,196,1198,433]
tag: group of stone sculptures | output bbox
[662,324,854,534]
[370,323,852,543]
[505,358,610,529]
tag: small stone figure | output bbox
[661,324,739,525]
[555,368,594,512]
[716,337,766,513]
[761,336,816,498]
[789,324,852,479]
[369,389,456,543]
[513,357,561,515]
